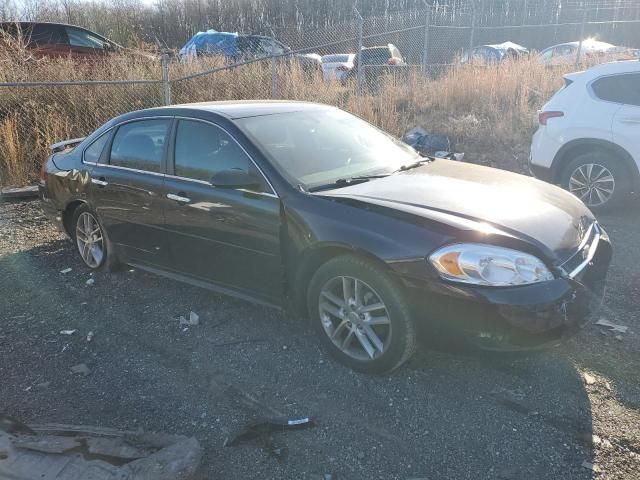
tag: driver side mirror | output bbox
[210,169,262,191]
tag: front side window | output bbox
[237,107,420,191]
[174,120,267,190]
[65,27,105,48]
[110,119,170,172]
[84,131,110,163]
[592,73,640,106]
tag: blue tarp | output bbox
[179,30,239,58]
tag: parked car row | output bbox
[462,38,639,65]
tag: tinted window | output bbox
[65,27,105,48]
[175,120,261,185]
[361,48,390,65]
[84,132,110,163]
[592,73,640,106]
[323,54,350,63]
[29,24,65,45]
[110,119,170,172]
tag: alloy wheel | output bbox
[75,212,105,268]
[568,163,615,207]
[318,276,392,361]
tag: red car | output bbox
[0,21,121,59]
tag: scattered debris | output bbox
[179,311,199,326]
[402,126,464,160]
[0,417,203,480]
[224,416,314,448]
[595,318,628,333]
[86,331,94,342]
[583,372,596,385]
[615,335,623,342]
[581,461,602,473]
[85,278,95,286]
[70,363,91,376]
[35,381,51,389]
[59,329,76,336]
[604,381,612,391]
[60,268,72,274]
[592,434,602,445]
[602,439,613,449]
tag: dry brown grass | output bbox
[0,42,578,187]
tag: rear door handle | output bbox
[167,192,191,203]
[91,177,108,187]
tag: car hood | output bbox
[317,160,594,263]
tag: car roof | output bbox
[0,21,116,44]
[159,100,332,119]
[582,60,640,77]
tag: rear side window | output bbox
[110,119,170,173]
[592,73,640,106]
[29,24,65,45]
[361,48,390,65]
[174,120,266,188]
[83,132,110,164]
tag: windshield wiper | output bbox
[395,158,432,172]
[308,173,391,192]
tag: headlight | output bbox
[429,243,554,286]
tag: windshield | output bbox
[236,108,420,190]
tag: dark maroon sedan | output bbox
[39,101,611,373]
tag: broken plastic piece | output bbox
[70,363,91,376]
[60,268,72,274]
[595,318,628,333]
[179,311,199,326]
[85,278,95,286]
[224,416,314,447]
[60,330,77,335]
[86,331,94,342]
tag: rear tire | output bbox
[307,255,417,374]
[72,204,120,272]
[560,152,632,211]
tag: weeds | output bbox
[0,41,576,186]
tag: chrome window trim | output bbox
[163,173,279,199]
[173,116,278,198]
[81,127,113,165]
[84,162,167,177]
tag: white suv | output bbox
[530,60,640,210]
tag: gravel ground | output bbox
[1,198,639,480]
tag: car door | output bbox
[610,73,640,166]
[87,117,172,267]
[162,118,283,302]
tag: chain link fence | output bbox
[1,0,639,186]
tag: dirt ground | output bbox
[1,198,639,480]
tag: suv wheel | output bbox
[561,152,631,210]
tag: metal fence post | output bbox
[576,3,588,67]
[271,55,277,99]
[468,2,477,56]
[422,1,431,73]
[354,2,364,95]
[160,53,172,105]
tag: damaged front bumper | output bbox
[403,230,612,351]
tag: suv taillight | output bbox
[538,111,564,125]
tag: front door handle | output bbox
[167,192,191,203]
[91,177,108,187]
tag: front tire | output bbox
[307,255,417,373]
[561,152,631,211]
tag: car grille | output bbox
[561,222,601,278]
